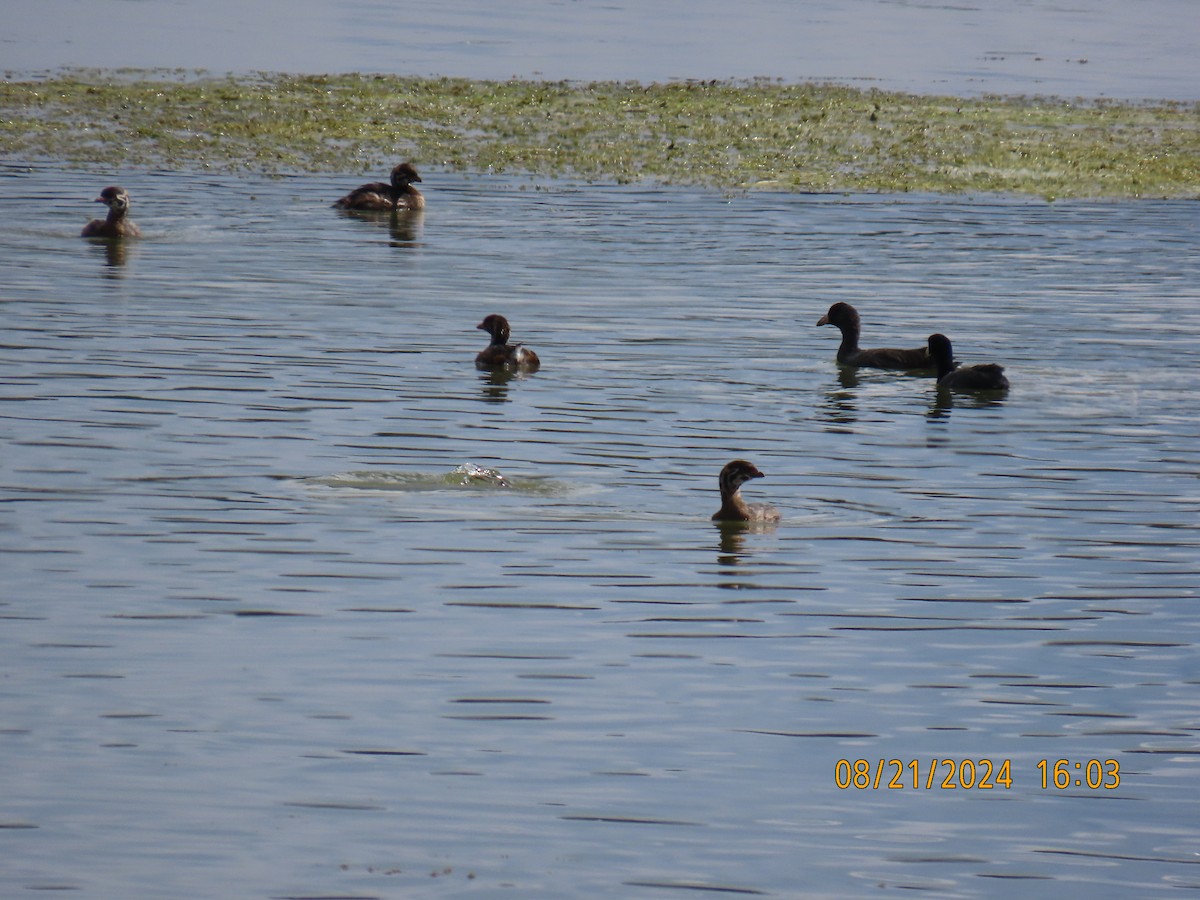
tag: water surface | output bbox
[1,166,1199,898]
[5,0,1198,99]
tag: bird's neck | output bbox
[933,352,957,379]
[835,323,860,361]
[716,488,751,520]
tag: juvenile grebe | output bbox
[816,302,930,369]
[927,333,1010,390]
[81,186,141,238]
[475,314,541,371]
[712,459,781,523]
[334,162,424,211]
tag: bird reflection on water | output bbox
[334,207,425,246]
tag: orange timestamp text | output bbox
[834,758,1121,790]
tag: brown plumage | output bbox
[927,333,1010,391]
[816,302,931,369]
[334,162,425,211]
[81,186,141,238]
[712,459,781,523]
[475,314,540,371]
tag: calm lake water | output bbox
[5,0,1199,100]
[1,165,1198,898]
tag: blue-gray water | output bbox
[5,0,1199,100]
[1,166,1198,898]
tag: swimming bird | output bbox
[334,162,425,211]
[475,314,540,371]
[816,302,931,369]
[81,186,141,238]
[927,333,1010,390]
[712,459,781,523]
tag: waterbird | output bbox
[817,301,931,369]
[334,162,425,211]
[81,186,141,238]
[712,460,781,523]
[475,314,541,371]
[927,332,1010,390]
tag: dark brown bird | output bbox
[334,162,424,211]
[712,459,781,523]
[927,333,1010,391]
[81,186,141,238]
[816,302,931,369]
[475,314,540,371]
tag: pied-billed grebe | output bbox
[334,162,424,211]
[712,459,781,523]
[475,314,541,371]
[817,302,931,369]
[927,333,1010,390]
[81,186,141,238]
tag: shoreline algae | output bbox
[1,71,1196,198]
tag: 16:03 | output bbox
[1037,758,1120,789]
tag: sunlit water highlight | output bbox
[1,166,1199,898]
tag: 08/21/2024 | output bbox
[834,758,1121,790]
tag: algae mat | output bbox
[1,71,1196,198]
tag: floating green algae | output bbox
[1,70,1197,199]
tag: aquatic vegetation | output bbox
[1,70,1196,198]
